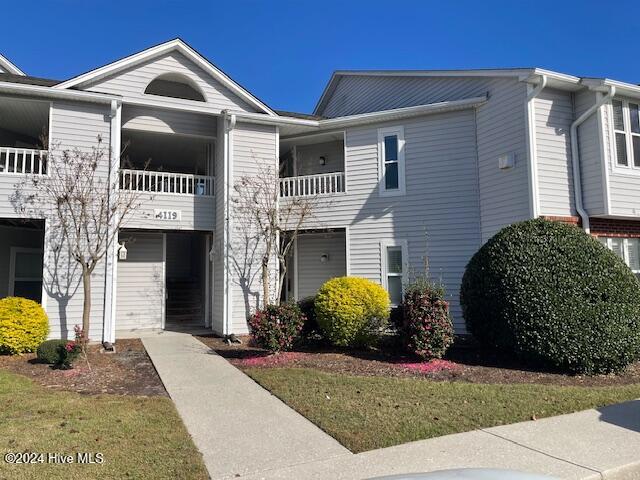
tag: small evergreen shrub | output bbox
[248,302,306,352]
[0,297,49,354]
[400,279,454,360]
[461,218,640,374]
[315,276,390,347]
[36,339,68,364]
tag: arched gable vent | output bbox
[144,73,206,102]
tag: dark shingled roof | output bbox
[275,109,325,120]
[0,73,60,87]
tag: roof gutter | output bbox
[570,85,616,234]
[0,81,119,104]
[236,96,488,130]
[525,74,547,218]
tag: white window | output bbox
[598,236,640,276]
[381,240,408,305]
[612,100,640,169]
[378,126,405,196]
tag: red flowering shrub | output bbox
[399,279,454,360]
[248,302,306,352]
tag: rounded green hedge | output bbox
[315,276,390,347]
[36,339,68,364]
[460,218,640,374]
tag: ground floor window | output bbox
[381,240,408,306]
[598,237,640,276]
[9,247,43,302]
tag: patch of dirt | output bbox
[196,334,640,387]
[0,339,166,396]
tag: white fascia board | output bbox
[240,95,487,131]
[582,78,640,98]
[53,39,276,116]
[0,81,119,104]
[0,54,26,76]
[318,96,487,128]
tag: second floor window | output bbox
[613,100,640,169]
[378,126,405,195]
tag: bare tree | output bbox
[232,163,319,307]
[12,135,142,340]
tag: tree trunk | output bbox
[81,266,91,340]
[262,261,270,308]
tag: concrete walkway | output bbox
[141,332,350,479]
[143,332,640,480]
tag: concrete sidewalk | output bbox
[144,332,640,480]
[240,401,640,480]
[141,332,350,479]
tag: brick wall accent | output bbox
[590,218,640,238]
[542,216,640,238]
[542,215,580,226]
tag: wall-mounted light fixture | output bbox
[319,156,326,166]
[320,253,329,263]
[118,242,128,260]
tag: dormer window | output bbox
[144,73,206,102]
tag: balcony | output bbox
[119,169,214,196]
[279,172,345,198]
[0,147,48,175]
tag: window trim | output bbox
[611,99,640,173]
[599,236,640,274]
[380,239,408,306]
[8,247,44,297]
[377,126,406,196]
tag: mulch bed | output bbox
[0,339,166,396]
[196,334,640,387]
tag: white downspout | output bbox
[222,110,236,335]
[570,85,616,234]
[526,75,547,218]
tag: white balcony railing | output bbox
[279,172,345,198]
[119,169,214,196]
[0,147,47,175]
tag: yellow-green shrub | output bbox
[0,297,49,354]
[315,276,390,347]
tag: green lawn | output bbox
[0,371,208,480]
[246,367,640,453]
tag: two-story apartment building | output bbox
[1,39,639,342]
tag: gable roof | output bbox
[0,54,25,76]
[54,38,276,116]
[313,68,582,115]
[0,73,59,87]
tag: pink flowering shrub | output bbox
[248,302,306,353]
[399,279,454,360]
[54,325,84,369]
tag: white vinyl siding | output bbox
[116,233,165,331]
[535,88,575,216]
[122,105,217,137]
[43,101,112,340]
[296,232,347,299]
[284,108,481,332]
[122,193,215,231]
[229,122,279,333]
[83,52,258,114]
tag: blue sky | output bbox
[1,1,638,113]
